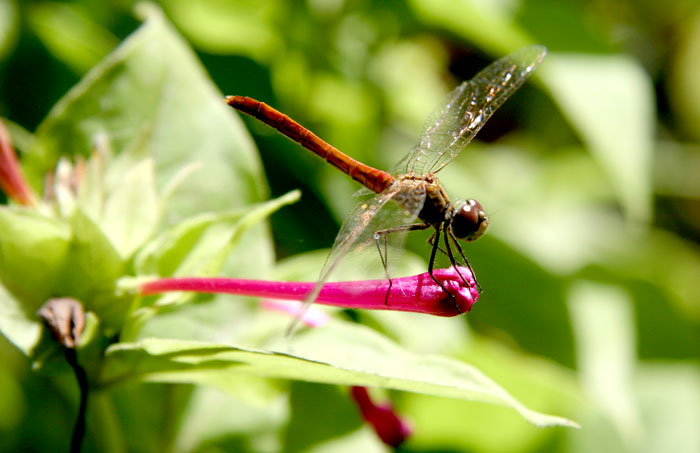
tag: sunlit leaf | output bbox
[542,53,655,223]
[0,282,42,355]
[635,363,700,453]
[29,4,267,223]
[134,190,299,278]
[100,159,159,258]
[103,322,579,429]
[568,282,642,449]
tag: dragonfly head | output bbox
[451,199,489,241]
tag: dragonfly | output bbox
[227,45,547,321]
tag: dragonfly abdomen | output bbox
[226,96,394,193]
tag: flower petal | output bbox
[350,386,412,447]
[140,266,479,316]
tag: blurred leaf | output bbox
[0,0,18,59]
[0,208,70,353]
[102,322,579,428]
[0,282,42,355]
[404,334,581,452]
[102,158,160,258]
[270,51,312,112]
[453,146,617,275]
[408,0,533,55]
[174,383,288,452]
[458,234,575,367]
[29,4,268,223]
[568,281,642,451]
[0,118,35,157]
[604,226,700,323]
[162,0,283,61]
[0,207,70,307]
[635,363,700,453]
[670,10,700,141]
[284,382,363,453]
[368,37,450,139]
[542,53,655,223]
[27,2,118,74]
[0,357,23,430]
[654,142,700,198]
[58,210,126,330]
[517,0,611,53]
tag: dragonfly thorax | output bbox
[394,174,488,242]
[395,173,450,227]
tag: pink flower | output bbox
[350,386,412,447]
[141,268,472,448]
[0,119,36,206]
[140,266,479,316]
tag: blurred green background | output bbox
[1,0,699,452]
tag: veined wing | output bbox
[390,45,547,176]
[288,181,426,333]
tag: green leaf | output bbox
[0,207,70,353]
[123,190,299,339]
[408,0,533,56]
[57,210,126,329]
[102,322,578,428]
[27,2,118,74]
[542,53,655,223]
[162,0,283,61]
[403,334,580,451]
[670,11,700,141]
[0,282,42,355]
[0,0,18,60]
[174,384,288,452]
[0,207,71,307]
[0,346,23,430]
[284,382,363,452]
[134,190,300,277]
[29,4,267,222]
[568,282,641,449]
[635,363,700,453]
[0,118,35,157]
[101,158,160,258]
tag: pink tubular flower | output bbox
[141,269,464,448]
[0,119,36,206]
[350,386,412,447]
[140,266,479,316]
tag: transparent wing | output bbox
[390,45,547,176]
[291,181,427,330]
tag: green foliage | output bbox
[0,1,699,452]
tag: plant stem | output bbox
[66,348,89,453]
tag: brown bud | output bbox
[38,298,86,348]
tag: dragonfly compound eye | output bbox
[452,199,489,241]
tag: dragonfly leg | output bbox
[446,228,482,293]
[427,234,450,257]
[374,223,429,305]
[428,228,481,295]
[426,227,461,314]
